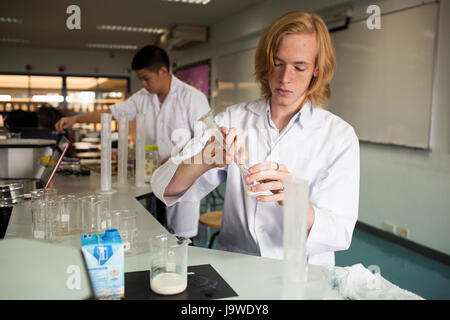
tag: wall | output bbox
[172,0,450,255]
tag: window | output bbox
[0,73,129,132]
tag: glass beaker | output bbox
[31,199,58,241]
[81,195,111,234]
[149,234,190,295]
[42,188,58,201]
[111,209,138,254]
[30,189,44,202]
[56,195,81,236]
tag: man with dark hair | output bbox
[55,45,210,239]
[131,45,170,72]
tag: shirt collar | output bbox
[265,102,302,130]
[264,98,314,129]
[248,98,319,129]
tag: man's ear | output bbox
[158,65,169,76]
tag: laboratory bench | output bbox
[0,172,421,301]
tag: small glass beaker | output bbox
[81,195,111,234]
[42,188,58,201]
[111,209,138,254]
[31,199,58,241]
[30,189,44,202]
[149,234,190,295]
[56,195,81,236]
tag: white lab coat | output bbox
[151,98,360,266]
[110,75,210,238]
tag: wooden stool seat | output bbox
[199,210,223,229]
[199,210,223,248]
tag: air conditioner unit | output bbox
[159,25,208,50]
[321,7,353,32]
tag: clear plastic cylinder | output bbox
[117,114,129,185]
[281,178,309,299]
[135,113,146,187]
[100,113,113,192]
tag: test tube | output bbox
[198,110,260,196]
[281,178,309,299]
[99,113,116,194]
[135,113,146,187]
[117,114,129,186]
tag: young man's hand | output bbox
[55,116,77,133]
[202,127,248,168]
[245,162,291,206]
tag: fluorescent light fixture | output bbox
[0,38,29,44]
[97,25,166,34]
[86,43,137,50]
[0,17,23,24]
[0,94,11,101]
[32,94,64,103]
[161,0,211,5]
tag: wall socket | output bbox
[383,220,396,234]
[396,226,409,239]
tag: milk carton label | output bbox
[81,229,124,299]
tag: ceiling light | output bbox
[98,25,166,34]
[87,43,137,50]
[161,0,211,5]
[0,17,23,24]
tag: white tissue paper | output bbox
[325,263,424,300]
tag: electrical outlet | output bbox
[383,220,396,234]
[396,226,409,239]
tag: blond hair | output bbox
[254,11,336,107]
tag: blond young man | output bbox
[151,11,359,266]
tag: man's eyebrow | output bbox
[274,56,310,65]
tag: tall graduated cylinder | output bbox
[100,113,113,193]
[135,113,146,187]
[117,114,129,185]
[149,234,190,295]
[282,178,309,299]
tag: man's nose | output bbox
[280,65,292,84]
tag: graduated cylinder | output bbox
[117,114,129,185]
[100,113,114,193]
[135,113,146,187]
[282,178,309,298]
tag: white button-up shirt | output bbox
[151,98,360,266]
[110,75,210,238]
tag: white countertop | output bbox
[0,172,343,300]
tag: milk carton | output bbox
[81,229,124,299]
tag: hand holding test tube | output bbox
[198,110,260,196]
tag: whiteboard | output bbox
[328,3,438,149]
[214,48,260,114]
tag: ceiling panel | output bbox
[0,0,264,52]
